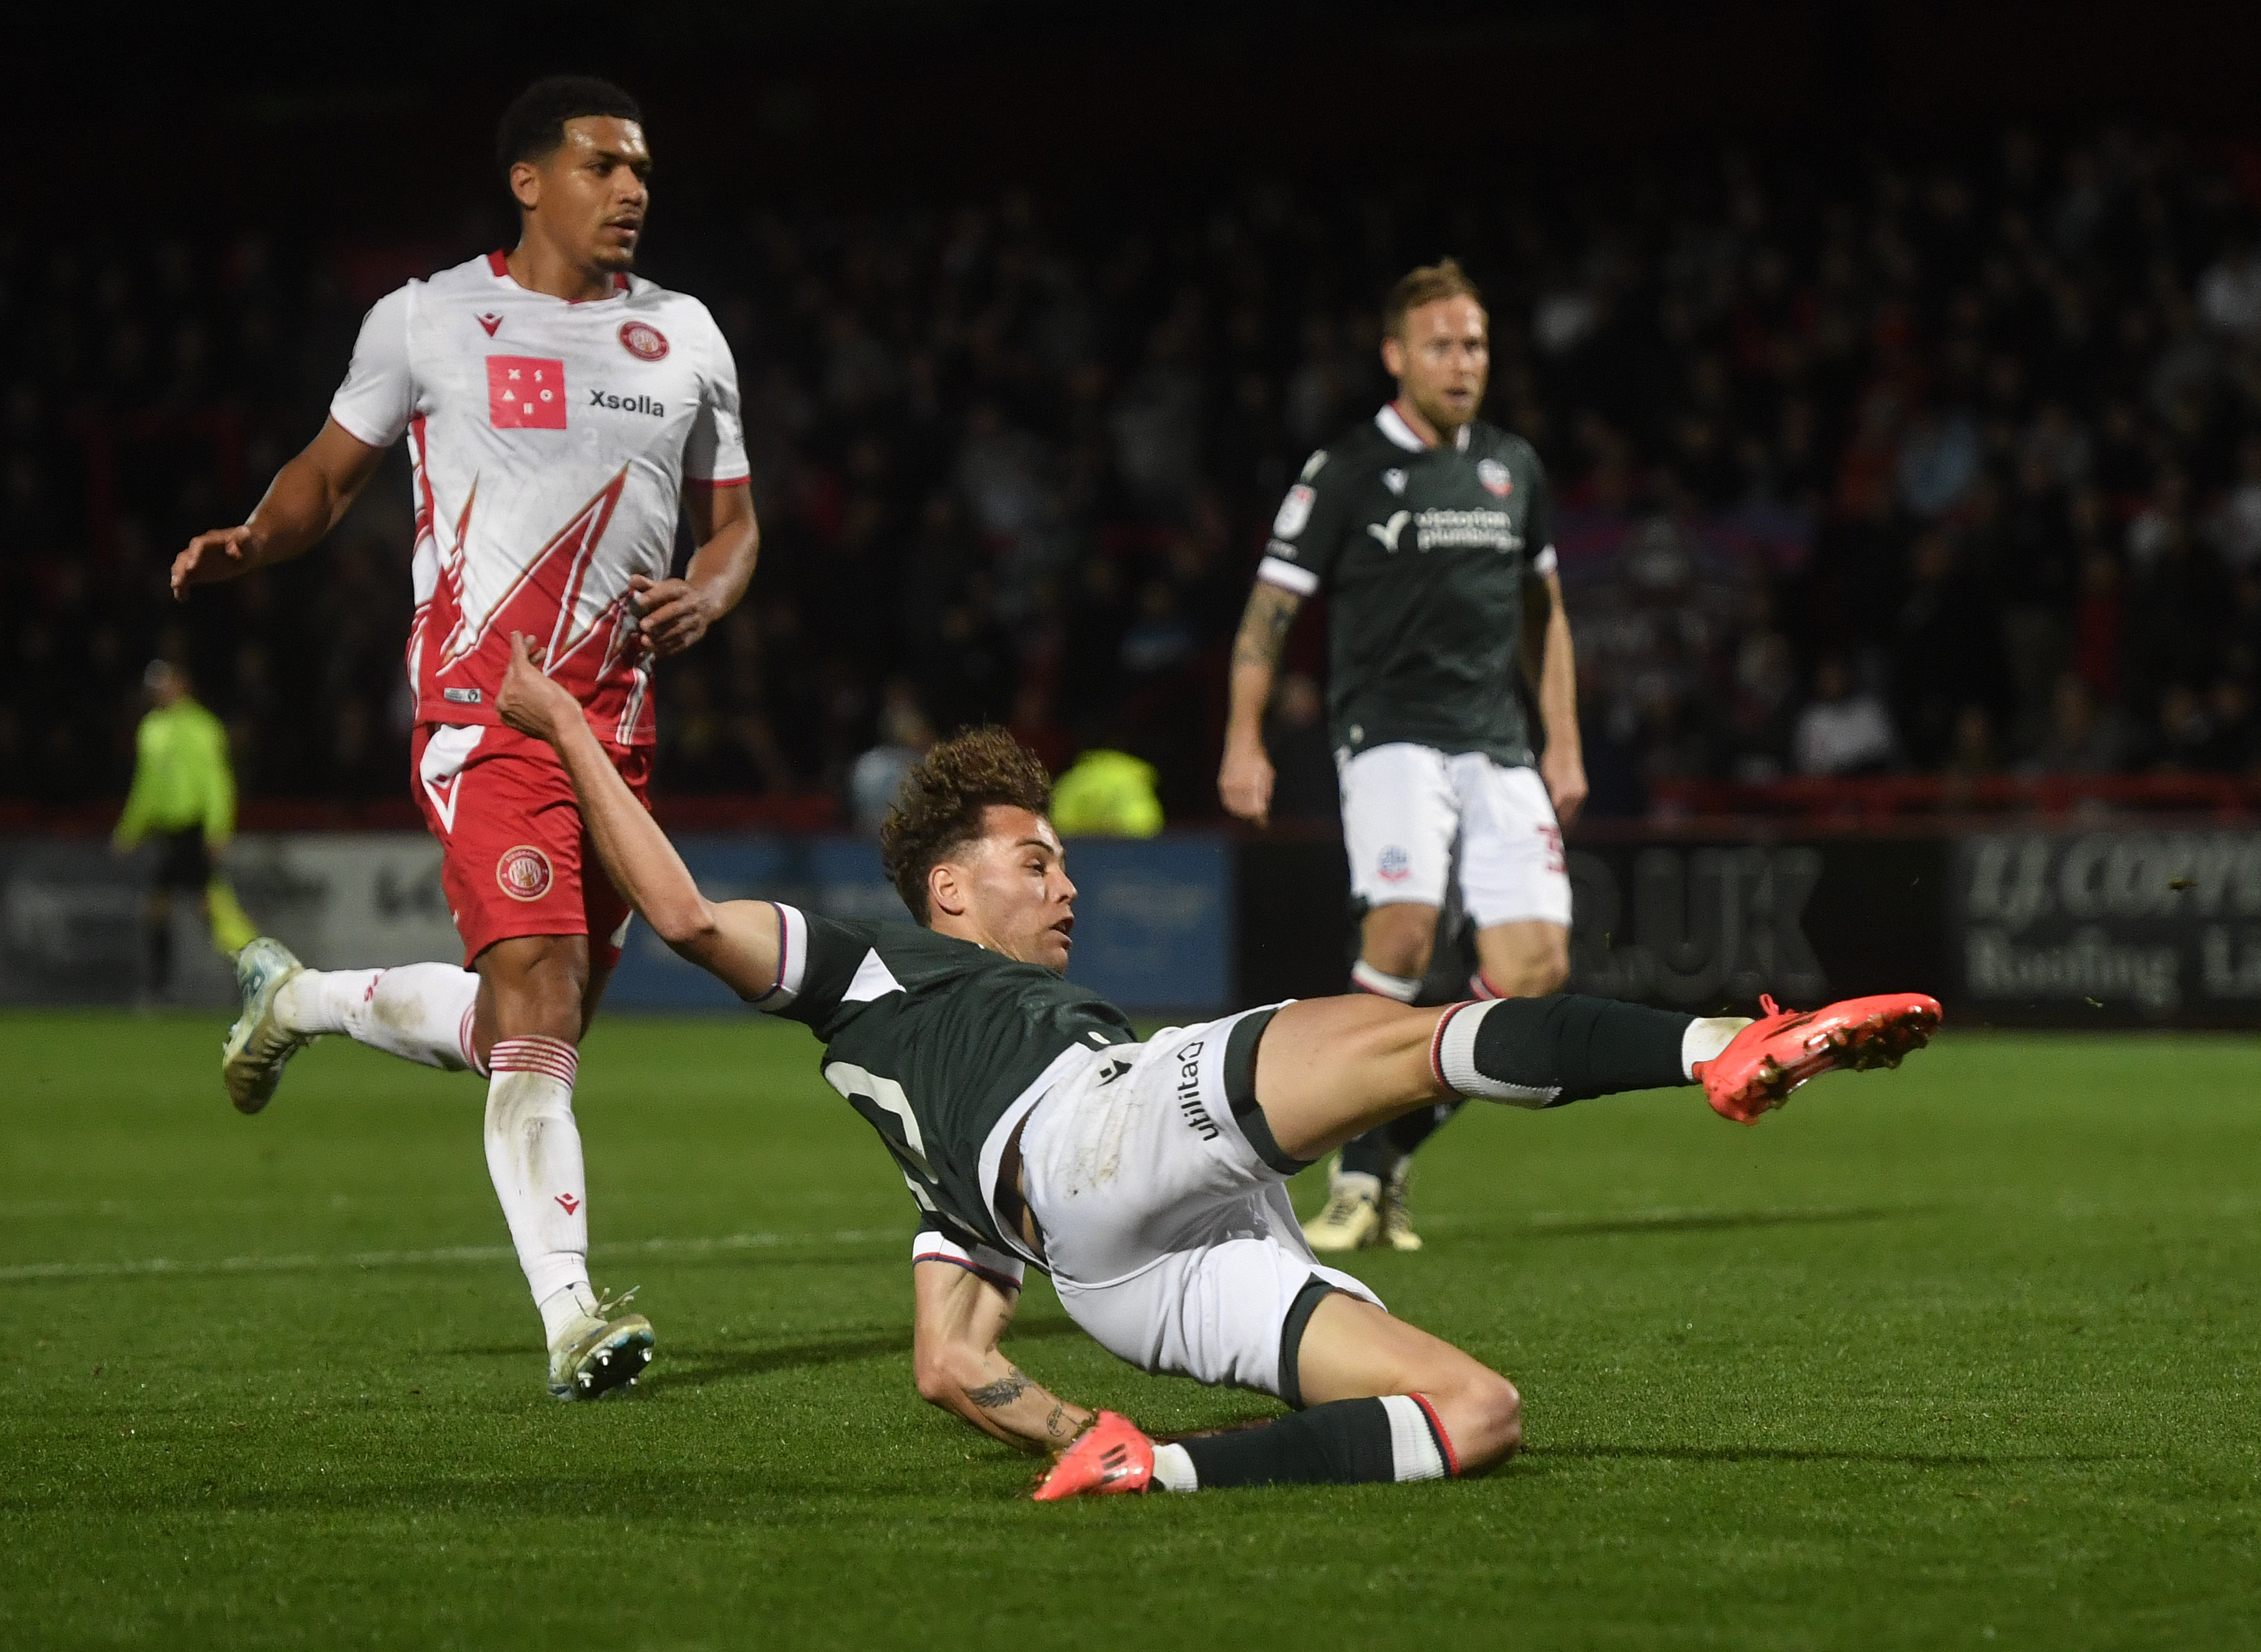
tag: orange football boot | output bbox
[1032,1411,1155,1501]
[1695,992,1942,1124]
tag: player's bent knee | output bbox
[1447,1371,1522,1471]
[912,1355,957,1409]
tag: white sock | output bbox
[1681,1017,1751,1078]
[483,1036,593,1342]
[1430,1001,1560,1107]
[1351,961,1421,1001]
[1330,1168,1383,1202]
[1380,1395,1450,1481]
[538,1282,600,1346]
[1151,1442,1198,1492]
[277,964,482,1073]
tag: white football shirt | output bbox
[329,250,749,746]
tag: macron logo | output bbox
[1366,511,1411,553]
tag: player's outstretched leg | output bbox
[1252,987,1942,1164]
[222,938,483,1113]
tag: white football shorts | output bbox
[1338,742,1571,929]
[1019,1006,1381,1400]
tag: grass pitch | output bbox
[2,1012,2257,1650]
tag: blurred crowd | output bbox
[11,125,2261,821]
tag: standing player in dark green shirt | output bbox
[491,632,1939,1499]
[1219,259,1587,1253]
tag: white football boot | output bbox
[1301,1161,1383,1252]
[222,937,310,1115]
[548,1294,656,1401]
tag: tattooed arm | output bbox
[1218,580,1306,826]
[911,1256,1093,1453]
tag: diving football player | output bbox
[496,635,1938,1497]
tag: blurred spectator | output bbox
[2210,435,2261,569]
[2201,676,2257,772]
[2197,232,2261,340]
[1793,656,1899,777]
[2024,671,2141,775]
[848,682,935,835]
[1944,703,1999,778]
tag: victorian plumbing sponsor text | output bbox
[1961,831,2261,1011]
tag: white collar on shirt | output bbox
[1376,401,1472,453]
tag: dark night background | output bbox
[14,0,2261,825]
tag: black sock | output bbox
[1338,1100,1465,1179]
[1176,1397,1451,1487]
[147,915,172,993]
[1337,1125,1398,1179]
[1437,994,1692,1105]
[1389,1098,1463,1155]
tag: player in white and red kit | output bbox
[169,79,760,1400]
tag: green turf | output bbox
[2,1012,2257,1650]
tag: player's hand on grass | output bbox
[630,574,722,656]
[1217,739,1275,828]
[1541,748,1588,827]
[496,633,577,743]
[171,526,263,601]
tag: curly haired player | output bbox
[497,634,1939,1497]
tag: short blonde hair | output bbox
[1384,257,1484,339]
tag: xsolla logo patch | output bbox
[487,357,567,429]
[618,320,670,361]
[496,844,555,902]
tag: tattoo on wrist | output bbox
[962,1368,1032,1411]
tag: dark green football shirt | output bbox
[759,903,1136,1255]
[1257,406,1555,767]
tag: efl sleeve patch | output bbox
[1272,483,1317,539]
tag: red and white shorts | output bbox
[410,722,651,970]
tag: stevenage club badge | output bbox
[496,845,555,902]
[618,320,670,362]
[1478,458,1514,497]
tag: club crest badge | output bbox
[1478,458,1514,497]
[497,845,555,902]
[618,320,670,362]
